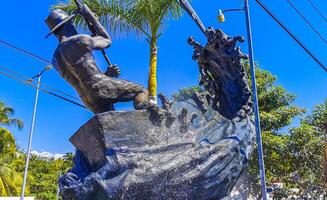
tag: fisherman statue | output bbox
[50,0,257,199]
[45,1,151,113]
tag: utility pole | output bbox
[244,0,267,199]
[20,66,52,200]
[218,0,268,199]
[56,171,61,200]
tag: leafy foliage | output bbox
[0,101,23,129]
[243,62,306,132]
[53,0,183,99]
[0,128,23,196]
[0,101,24,196]
[0,100,74,199]
[172,86,204,102]
[246,65,325,193]
[304,99,327,132]
[288,123,324,185]
[53,0,181,38]
[244,63,306,186]
[27,154,73,200]
[302,100,327,188]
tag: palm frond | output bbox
[0,101,14,116]
[53,0,150,38]
[52,0,183,39]
[0,162,22,196]
[0,118,24,130]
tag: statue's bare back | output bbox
[46,4,149,113]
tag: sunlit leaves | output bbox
[0,101,23,129]
[53,0,182,39]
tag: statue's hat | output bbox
[45,9,76,38]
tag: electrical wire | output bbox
[0,39,52,65]
[0,68,87,109]
[0,39,83,101]
[0,65,82,102]
[255,0,327,73]
[286,0,327,44]
[305,0,327,23]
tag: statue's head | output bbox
[45,9,77,40]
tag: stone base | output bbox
[59,98,255,200]
[70,110,176,171]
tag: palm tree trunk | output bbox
[148,37,158,104]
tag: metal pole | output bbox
[244,0,267,199]
[20,75,42,200]
[56,171,61,200]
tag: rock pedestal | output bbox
[70,110,175,171]
[59,98,255,200]
[59,28,256,200]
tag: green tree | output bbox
[53,0,182,103]
[27,154,73,199]
[0,101,24,196]
[172,86,204,102]
[304,99,327,131]
[302,99,327,188]
[0,100,74,199]
[0,128,23,196]
[0,101,23,129]
[287,123,324,187]
[269,101,326,197]
[245,63,305,183]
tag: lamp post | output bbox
[218,1,267,199]
[20,65,52,200]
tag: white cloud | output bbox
[31,150,65,160]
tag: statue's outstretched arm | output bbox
[79,3,112,50]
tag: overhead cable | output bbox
[255,0,327,73]
[305,0,327,22]
[286,0,327,44]
[0,65,82,102]
[0,68,87,109]
[0,39,52,65]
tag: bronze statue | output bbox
[57,1,256,199]
[188,27,251,120]
[45,2,151,113]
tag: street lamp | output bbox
[218,8,245,23]
[20,65,52,200]
[218,1,268,200]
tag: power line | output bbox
[0,39,83,102]
[0,65,82,102]
[0,39,52,65]
[255,0,327,73]
[306,0,327,23]
[0,68,87,109]
[286,0,327,44]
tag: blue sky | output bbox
[0,0,326,154]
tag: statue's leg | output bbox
[134,89,152,110]
[134,89,170,126]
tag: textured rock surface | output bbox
[60,97,255,199]
[59,28,256,200]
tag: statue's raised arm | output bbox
[75,1,111,50]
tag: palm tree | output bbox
[0,101,24,195]
[53,0,182,104]
[0,128,23,196]
[0,161,23,196]
[0,101,23,129]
